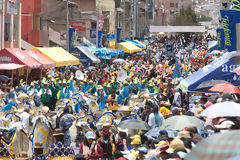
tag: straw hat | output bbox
[53,128,64,136]
[166,138,185,153]
[16,152,29,160]
[176,131,191,139]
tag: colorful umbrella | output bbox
[209,83,240,94]
[201,101,240,117]
[160,115,204,130]
[186,130,240,160]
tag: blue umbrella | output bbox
[145,128,178,138]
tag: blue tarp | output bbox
[87,47,124,60]
[75,46,100,63]
[122,39,145,48]
[179,51,240,92]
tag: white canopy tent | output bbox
[150,26,206,33]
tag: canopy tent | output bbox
[134,40,147,49]
[122,39,146,49]
[150,26,205,33]
[179,51,240,92]
[0,48,42,69]
[0,63,25,70]
[35,47,79,67]
[23,50,55,68]
[75,46,100,63]
[119,42,142,54]
[87,46,124,59]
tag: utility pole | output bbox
[133,0,137,39]
[96,2,99,48]
[123,0,125,38]
[17,2,21,48]
[66,0,69,51]
[1,0,5,50]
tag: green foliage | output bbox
[172,6,200,26]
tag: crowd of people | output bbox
[0,34,239,160]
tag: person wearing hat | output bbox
[97,121,115,159]
[115,127,128,151]
[104,83,112,96]
[27,82,38,97]
[148,106,164,129]
[107,90,119,111]
[79,131,103,160]
[95,85,105,103]
[165,138,185,159]
[47,128,74,159]
[19,107,31,153]
[48,78,62,111]
[130,138,141,152]
[31,142,46,160]
[39,82,52,108]
[137,147,148,160]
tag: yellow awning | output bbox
[108,41,116,49]
[134,40,147,49]
[119,42,142,54]
[35,47,79,67]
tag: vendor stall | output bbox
[34,47,79,67]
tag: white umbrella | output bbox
[113,59,126,64]
[201,101,240,117]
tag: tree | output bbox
[171,6,200,26]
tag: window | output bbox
[170,3,174,7]
[176,3,178,8]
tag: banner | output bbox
[216,28,225,50]
[116,28,122,43]
[69,28,76,51]
[7,0,18,15]
[97,30,104,48]
[220,10,240,52]
[90,29,96,39]
[98,14,104,30]
[106,34,115,41]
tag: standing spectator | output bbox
[79,131,103,160]
[148,106,164,129]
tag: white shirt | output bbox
[20,112,30,132]
[38,88,52,97]
[148,113,164,129]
